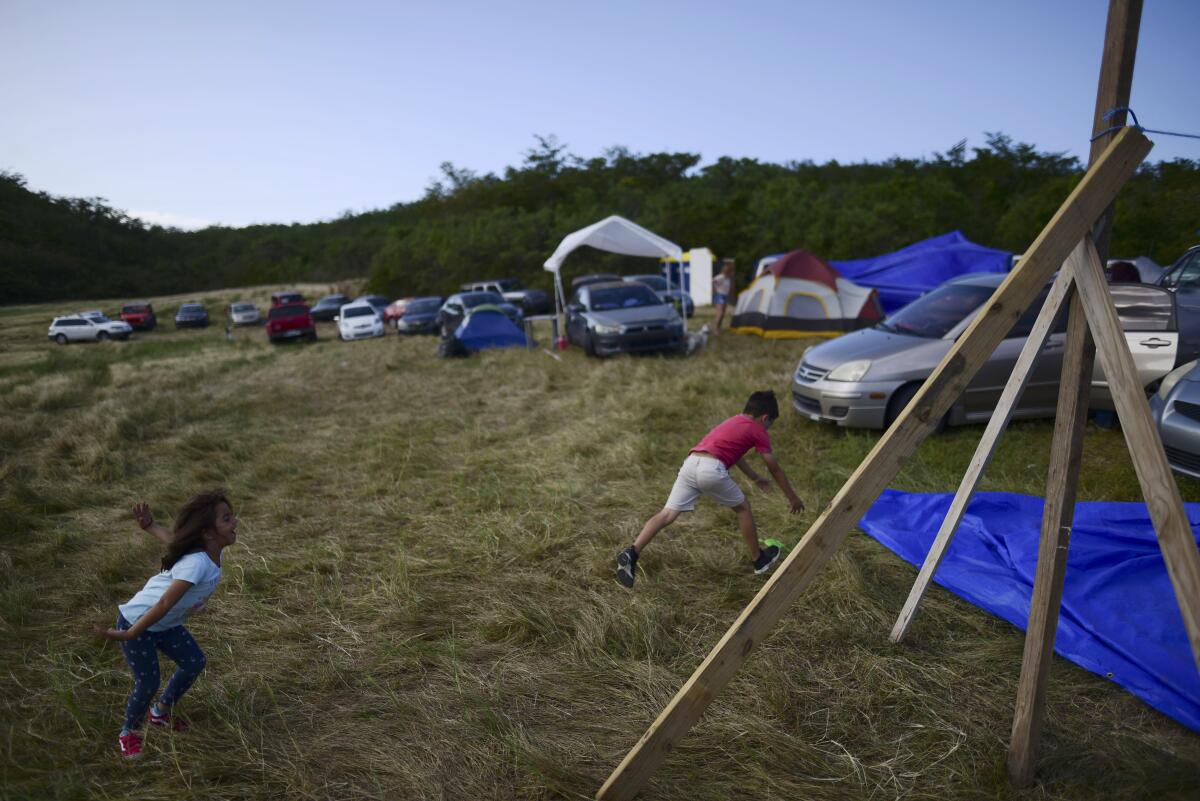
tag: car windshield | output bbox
[875,283,995,339]
[179,305,203,313]
[122,305,149,313]
[408,299,442,313]
[343,306,375,318]
[232,303,255,312]
[87,313,111,322]
[317,295,345,305]
[630,276,667,291]
[268,305,307,319]
[495,279,521,292]
[463,292,503,307]
[590,285,662,311]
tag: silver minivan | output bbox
[791,273,1180,429]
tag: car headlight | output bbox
[593,323,623,335]
[1158,360,1198,399]
[827,359,871,382]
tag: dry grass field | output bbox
[1,285,1198,800]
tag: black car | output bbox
[565,281,685,357]
[174,303,210,329]
[310,294,352,322]
[1160,244,1200,367]
[396,296,445,335]
[571,273,621,291]
[438,291,524,335]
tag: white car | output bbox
[336,301,385,341]
[227,302,262,326]
[48,314,133,344]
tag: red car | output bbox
[270,290,305,307]
[120,302,157,331]
[266,303,317,343]
[384,297,415,327]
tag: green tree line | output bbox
[2,134,1196,305]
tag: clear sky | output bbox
[2,0,1197,230]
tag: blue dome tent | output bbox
[453,306,527,352]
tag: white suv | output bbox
[48,313,133,344]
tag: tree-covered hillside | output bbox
[2,134,1197,305]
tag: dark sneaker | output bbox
[616,547,638,588]
[753,544,781,574]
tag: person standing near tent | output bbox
[712,259,735,335]
[615,390,804,588]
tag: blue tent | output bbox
[859,489,1200,732]
[830,231,1012,313]
[453,307,526,351]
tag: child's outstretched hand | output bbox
[93,625,132,641]
[755,478,772,492]
[132,502,154,531]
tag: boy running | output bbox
[616,390,804,587]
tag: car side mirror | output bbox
[567,304,583,314]
[333,315,340,322]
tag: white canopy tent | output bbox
[543,215,686,337]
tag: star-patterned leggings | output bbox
[116,613,207,730]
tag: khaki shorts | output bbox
[665,454,746,511]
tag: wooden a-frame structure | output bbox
[597,4,1200,798]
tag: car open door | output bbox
[1091,283,1178,409]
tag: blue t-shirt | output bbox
[118,550,221,631]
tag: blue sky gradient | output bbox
[2,0,1197,229]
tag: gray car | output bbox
[565,281,685,357]
[792,273,1181,429]
[1149,360,1200,479]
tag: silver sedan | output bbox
[1149,360,1200,479]
[791,273,1181,430]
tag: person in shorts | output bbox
[616,390,804,587]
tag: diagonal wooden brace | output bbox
[1071,238,1200,669]
[890,267,1074,644]
[596,128,1152,801]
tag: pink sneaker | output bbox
[149,705,188,732]
[118,730,144,759]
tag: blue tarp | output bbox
[859,489,1200,732]
[831,231,1011,312]
[454,309,526,351]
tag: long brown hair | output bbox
[162,490,231,571]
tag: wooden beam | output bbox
[1072,238,1200,667]
[890,268,1074,643]
[1005,1,1144,787]
[1007,257,1096,787]
[595,128,1152,801]
[1088,0,1143,256]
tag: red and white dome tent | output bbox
[729,248,884,339]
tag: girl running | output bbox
[95,491,238,759]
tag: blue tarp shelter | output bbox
[453,307,527,351]
[859,489,1200,732]
[830,231,1012,312]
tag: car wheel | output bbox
[307,331,318,342]
[55,333,68,345]
[584,331,598,357]
[885,383,946,433]
[97,331,110,342]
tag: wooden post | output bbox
[1006,265,1096,786]
[595,129,1151,801]
[890,268,1073,643]
[1007,0,1141,786]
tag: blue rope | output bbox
[1091,106,1200,142]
